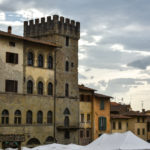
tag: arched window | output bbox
[64,108,70,115]
[37,111,43,124]
[45,136,55,144]
[64,116,69,127]
[65,61,69,71]
[28,52,34,66]
[1,110,9,124]
[38,82,43,95]
[48,56,53,69]
[27,138,40,146]
[38,54,43,67]
[47,111,52,124]
[26,110,32,124]
[65,83,69,97]
[27,80,33,94]
[14,110,21,124]
[48,82,53,95]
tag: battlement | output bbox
[24,15,80,39]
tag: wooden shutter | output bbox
[104,117,107,130]
[98,117,101,130]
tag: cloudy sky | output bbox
[1,0,150,110]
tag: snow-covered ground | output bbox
[4,131,150,150]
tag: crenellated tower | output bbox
[24,15,80,144]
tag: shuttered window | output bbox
[6,52,18,64]
[5,80,18,92]
[98,117,107,130]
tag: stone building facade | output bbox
[0,15,80,149]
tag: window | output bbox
[14,110,21,124]
[65,61,69,72]
[38,82,43,95]
[48,56,53,69]
[118,121,122,130]
[65,83,69,97]
[87,95,91,101]
[1,110,9,124]
[28,52,34,66]
[112,121,116,130]
[64,108,70,115]
[27,80,33,94]
[137,117,140,123]
[6,52,18,64]
[99,117,107,130]
[48,82,53,95]
[47,111,52,124]
[64,116,69,127]
[80,95,84,101]
[66,36,69,46]
[64,130,70,139]
[86,130,90,137]
[80,130,84,138]
[147,122,150,132]
[26,110,32,124]
[81,114,84,123]
[38,54,43,67]
[5,80,18,92]
[142,128,145,135]
[126,122,128,129]
[100,100,105,110]
[142,117,145,123]
[71,62,74,67]
[137,128,140,135]
[9,41,15,47]
[87,114,90,123]
[37,111,43,124]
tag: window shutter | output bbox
[98,117,101,130]
[104,117,107,130]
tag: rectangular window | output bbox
[142,117,145,123]
[5,80,18,92]
[137,128,140,135]
[137,117,140,123]
[100,100,105,110]
[86,130,90,137]
[9,41,15,47]
[99,117,107,131]
[118,121,122,130]
[81,114,84,123]
[64,130,70,139]
[87,95,91,101]
[80,130,84,138]
[66,36,69,46]
[6,52,18,64]
[112,121,116,130]
[143,128,145,135]
[87,114,90,123]
[148,122,150,132]
[80,95,84,101]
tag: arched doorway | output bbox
[27,138,40,148]
[45,136,55,144]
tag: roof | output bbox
[78,84,96,91]
[122,111,148,117]
[94,93,113,99]
[0,30,59,47]
[111,114,131,119]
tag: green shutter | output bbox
[98,117,101,130]
[104,117,107,130]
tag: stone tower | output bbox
[24,15,80,144]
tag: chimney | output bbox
[8,26,12,34]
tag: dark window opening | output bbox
[80,95,84,101]
[64,130,70,139]
[64,116,69,127]
[64,108,70,115]
[1,110,9,125]
[71,62,74,67]
[137,128,140,135]
[81,114,84,123]
[87,95,91,101]
[5,80,18,93]
[65,61,69,72]
[65,83,69,97]
[37,111,43,124]
[87,114,90,123]
[38,54,43,67]
[80,130,84,138]
[142,117,145,123]
[38,82,43,95]
[26,110,32,124]
[48,82,53,95]
[9,41,15,47]
[66,36,69,46]
[6,52,18,64]
[100,100,105,110]
[48,56,53,69]
[118,121,122,130]
[137,117,140,123]
[14,110,21,124]
[143,128,145,135]
[28,52,34,66]
[112,122,116,130]
[27,80,33,94]
[47,111,52,124]
[86,130,90,137]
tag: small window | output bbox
[137,128,140,135]
[86,130,90,137]
[64,108,70,115]
[1,110,9,124]
[38,82,43,95]
[14,110,21,124]
[9,41,15,47]
[28,52,34,66]
[48,83,53,95]
[100,100,105,110]
[5,80,18,92]
[80,95,84,101]
[26,110,32,124]
[142,117,145,123]
[99,117,106,131]
[81,114,84,123]
[87,95,91,101]
[137,117,140,123]
[48,56,53,69]
[38,54,44,67]
[80,130,84,138]
[71,62,74,67]
[118,121,122,130]
[65,83,69,97]
[112,121,116,130]
[47,111,52,124]
[142,128,145,135]
[37,111,43,124]
[64,116,69,127]
[6,52,18,64]
[27,80,33,94]
[65,61,69,72]
[64,130,70,139]
[66,36,69,46]
[87,114,90,123]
